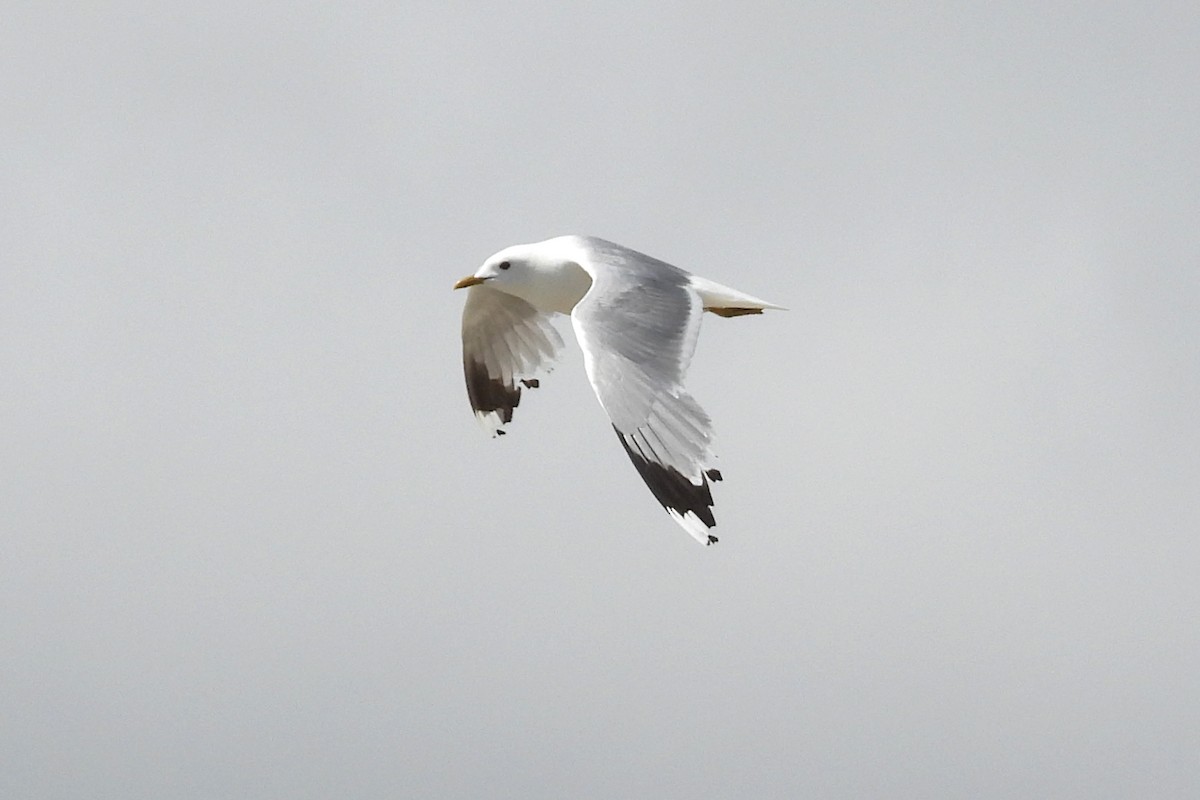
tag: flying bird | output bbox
[453,236,783,544]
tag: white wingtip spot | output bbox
[666,508,717,545]
[474,410,507,438]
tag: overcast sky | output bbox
[3,3,1198,798]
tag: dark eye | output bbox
[498,261,511,270]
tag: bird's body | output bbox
[454,235,782,544]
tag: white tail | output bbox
[689,275,786,317]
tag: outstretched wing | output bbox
[460,284,564,436]
[569,241,722,545]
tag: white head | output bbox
[452,237,592,314]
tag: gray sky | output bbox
[3,3,1198,797]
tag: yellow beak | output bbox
[453,275,487,290]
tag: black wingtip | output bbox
[464,358,521,424]
[613,426,718,531]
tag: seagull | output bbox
[453,236,783,545]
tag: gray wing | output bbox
[460,284,564,436]
[570,243,722,544]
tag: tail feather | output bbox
[689,275,786,315]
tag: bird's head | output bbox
[452,244,536,292]
[453,238,592,314]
